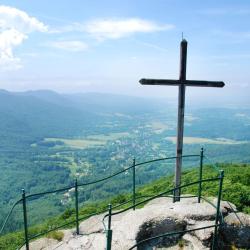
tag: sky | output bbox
[0,0,250,104]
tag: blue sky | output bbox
[0,0,249,103]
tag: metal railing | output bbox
[0,148,224,250]
[104,169,224,250]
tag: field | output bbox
[166,136,248,145]
[40,132,131,149]
[149,121,172,133]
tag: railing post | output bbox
[198,147,204,203]
[174,155,181,202]
[132,158,136,210]
[75,179,79,235]
[106,204,113,250]
[172,187,176,203]
[22,189,29,250]
[212,170,224,250]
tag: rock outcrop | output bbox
[220,212,250,248]
[22,196,250,250]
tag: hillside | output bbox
[1,90,250,237]
[0,90,163,148]
[0,163,249,249]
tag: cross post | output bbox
[139,39,225,202]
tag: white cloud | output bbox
[48,40,88,52]
[0,29,27,70]
[48,18,174,38]
[0,5,48,33]
[0,5,48,70]
[84,18,174,40]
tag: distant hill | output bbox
[0,90,95,149]
[0,90,166,149]
[64,92,165,114]
[18,90,76,108]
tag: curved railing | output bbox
[103,171,224,250]
[0,198,22,235]
[0,148,222,249]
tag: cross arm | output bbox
[139,79,225,88]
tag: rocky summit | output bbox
[22,197,250,250]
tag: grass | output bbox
[47,231,64,241]
[166,136,247,145]
[44,137,106,149]
[43,132,131,149]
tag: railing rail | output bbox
[0,149,224,250]
[0,153,200,235]
[104,170,224,250]
[103,176,220,222]
[0,198,22,235]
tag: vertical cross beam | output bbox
[139,39,225,203]
[174,39,187,201]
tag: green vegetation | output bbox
[41,132,130,149]
[178,239,186,249]
[0,90,250,249]
[0,163,249,249]
[47,231,64,241]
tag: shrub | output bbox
[47,230,64,241]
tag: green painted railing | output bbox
[0,148,224,250]
[103,170,224,250]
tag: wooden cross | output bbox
[139,39,225,202]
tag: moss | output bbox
[47,230,64,241]
[178,239,185,249]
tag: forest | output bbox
[0,90,250,240]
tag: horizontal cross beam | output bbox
[139,79,225,88]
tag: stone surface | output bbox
[221,212,250,248]
[20,238,59,250]
[183,233,209,250]
[79,213,105,234]
[25,197,250,250]
[224,212,250,226]
[189,221,214,247]
[135,217,186,248]
[56,233,106,250]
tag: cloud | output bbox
[135,40,168,52]
[83,18,174,40]
[0,5,48,70]
[48,40,88,52]
[0,29,27,70]
[48,18,174,38]
[0,5,48,32]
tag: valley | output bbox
[0,90,250,233]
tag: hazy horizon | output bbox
[0,0,249,104]
[1,87,249,108]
